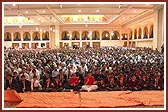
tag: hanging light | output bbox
[111,31,114,36]
[105,33,108,37]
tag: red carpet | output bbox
[4,90,164,108]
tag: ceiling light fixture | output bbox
[119,4,122,8]
[50,27,52,31]
[96,9,99,12]
[43,10,45,13]
[36,27,38,31]
[13,4,16,6]
[85,25,88,27]
[26,11,28,14]
[59,4,62,8]
[78,10,81,12]
[134,10,137,13]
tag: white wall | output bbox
[137,40,153,48]
[4,42,12,48]
[101,40,124,47]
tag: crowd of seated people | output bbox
[4,46,164,92]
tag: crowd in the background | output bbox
[4,46,164,92]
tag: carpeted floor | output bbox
[4,90,164,108]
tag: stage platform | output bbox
[4,90,164,108]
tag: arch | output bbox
[13,32,21,41]
[72,31,80,40]
[23,32,31,41]
[33,32,40,41]
[143,26,148,39]
[42,31,49,40]
[138,28,142,39]
[134,29,137,39]
[92,31,100,40]
[82,31,89,40]
[130,31,132,40]
[102,31,110,40]
[62,31,69,40]
[149,25,153,38]
[4,32,11,41]
[112,31,120,40]
[121,34,128,40]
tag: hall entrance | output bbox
[72,42,80,49]
[22,43,29,48]
[82,42,90,48]
[12,43,19,48]
[59,42,63,48]
[93,42,100,48]
[31,43,38,49]
[123,41,127,47]
[46,42,50,48]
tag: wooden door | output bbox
[132,42,136,47]
[59,42,63,48]
[46,42,50,48]
[93,42,100,48]
[123,41,127,47]
[72,42,80,49]
[22,43,29,48]
[82,42,90,48]
[12,43,19,48]
[31,43,38,49]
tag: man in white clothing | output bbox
[31,76,42,92]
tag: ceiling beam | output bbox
[107,4,132,24]
[34,10,52,24]
[4,5,12,11]
[46,5,64,24]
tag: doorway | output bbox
[92,42,100,48]
[82,42,90,48]
[12,43,19,48]
[31,43,38,49]
[22,43,29,48]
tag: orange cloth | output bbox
[4,90,22,102]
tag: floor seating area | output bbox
[4,90,164,108]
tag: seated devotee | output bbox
[3,45,164,92]
[52,66,59,80]
[41,71,52,87]
[19,66,29,80]
[12,71,20,83]
[19,75,31,92]
[81,71,98,92]
[5,74,20,92]
[31,76,42,92]
[64,66,73,80]
[149,74,164,90]
[97,78,106,91]
[139,75,150,90]
[58,69,68,87]
[67,73,81,91]
[43,77,54,92]
[52,76,64,92]
[128,75,141,91]
[115,75,127,91]
[29,69,40,81]
[106,76,117,91]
